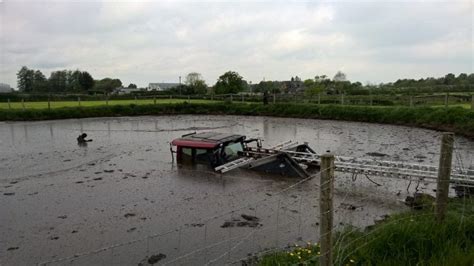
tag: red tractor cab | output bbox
[171,132,318,178]
[171,132,251,167]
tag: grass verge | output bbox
[258,198,474,266]
[0,102,473,138]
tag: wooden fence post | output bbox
[8,99,11,109]
[153,96,156,105]
[435,132,454,223]
[320,153,335,266]
[48,96,51,110]
[230,94,233,102]
[78,97,81,107]
[273,93,276,104]
[21,98,25,110]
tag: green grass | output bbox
[0,99,216,109]
[258,198,474,266]
[0,102,473,138]
[431,103,472,109]
[1,98,472,110]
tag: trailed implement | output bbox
[170,132,474,192]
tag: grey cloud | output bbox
[0,0,472,88]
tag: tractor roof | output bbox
[171,132,245,149]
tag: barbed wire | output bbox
[38,169,323,265]
[38,140,473,266]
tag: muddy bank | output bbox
[0,115,473,265]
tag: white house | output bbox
[148,83,180,91]
[114,86,142,95]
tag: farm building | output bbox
[148,83,180,91]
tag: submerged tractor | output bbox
[170,132,474,196]
[170,132,318,177]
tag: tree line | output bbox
[17,66,125,94]
[16,66,474,96]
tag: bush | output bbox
[1,103,473,138]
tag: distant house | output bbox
[114,86,141,95]
[0,83,12,93]
[281,80,304,93]
[148,83,180,91]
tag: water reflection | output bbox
[23,124,29,143]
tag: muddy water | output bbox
[0,115,473,265]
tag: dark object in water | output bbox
[366,152,388,157]
[138,253,167,265]
[77,133,93,144]
[405,193,435,210]
[221,214,262,228]
[241,214,259,222]
[148,254,166,264]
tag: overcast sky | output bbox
[1,0,472,88]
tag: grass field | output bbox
[1,99,472,110]
[432,103,472,109]
[0,99,217,109]
[258,198,474,266]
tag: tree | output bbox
[185,72,202,86]
[17,66,34,92]
[333,71,347,82]
[255,81,279,93]
[33,70,48,91]
[127,83,137,89]
[49,70,68,92]
[303,79,315,88]
[214,71,245,94]
[67,70,81,91]
[444,73,455,85]
[304,82,324,97]
[79,71,94,91]
[316,75,328,82]
[94,78,122,93]
[185,72,207,94]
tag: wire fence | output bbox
[1,92,473,110]
[36,135,472,266]
[38,172,323,266]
